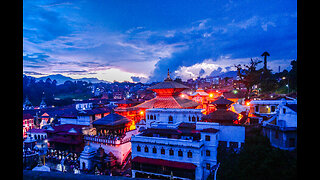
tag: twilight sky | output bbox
[23,0,297,83]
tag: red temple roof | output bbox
[135,95,199,109]
[132,156,197,170]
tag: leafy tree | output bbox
[217,133,297,180]
[235,58,263,99]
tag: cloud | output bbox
[261,21,276,31]
[23,1,296,83]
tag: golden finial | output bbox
[164,68,172,81]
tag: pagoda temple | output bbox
[202,96,241,125]
[83,112,138,166]
[135,69,199,112]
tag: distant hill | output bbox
[34,74,110,84]
[208,69,238,79]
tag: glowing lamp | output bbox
[180,94,185,98]
[209,93,214,98]
[245,102,250,106]
[139,111,144,115]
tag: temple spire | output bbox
[164,68,172,82]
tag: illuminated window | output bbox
[206,163,210,170]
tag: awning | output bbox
[132,156,197,170]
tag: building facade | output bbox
[131,108,245,180]
[262,99,297,150]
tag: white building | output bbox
[249,98,297,117]
[262,99,297,150]
[145,108,205,129]
[131,108,245,180]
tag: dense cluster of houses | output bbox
[23,71,297,179]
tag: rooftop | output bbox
[135,95,199,109]
[92,113,130,126]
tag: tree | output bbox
[235,58,263,99]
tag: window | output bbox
[168,116,173,124]
[283,108,286,114]
[144,146,149,153]
[161,148,165,155]
[150,115,153,120]
[169,149,174,156]
[289,138,295,147]
[218,141,227,149]
[229,142,239,149]
[187,151,192,158]
[178,149,183,157]
[205,135,210,141]
[197,116,199,121]
[206,150,210,156]
[271,106,276,112]
[147,115,149,119]
[192,116,196,122]
[154,115,156,120]
[153,147,157,154]
[206,163,211,170]
[275,131,279,139]
[255,105,259,112]
[188,116,191,122]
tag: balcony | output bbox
[132,134,204,148]
[83,135,131,146]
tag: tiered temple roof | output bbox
[135,70,199,109]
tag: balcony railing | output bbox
[83,135,131,146]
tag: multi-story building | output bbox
[262,99,297,150]
[23,113,35,138]
[249,98,297,117]
[82,112,139,167]
[131,108,245,180]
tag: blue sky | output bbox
[23,0,297,82]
